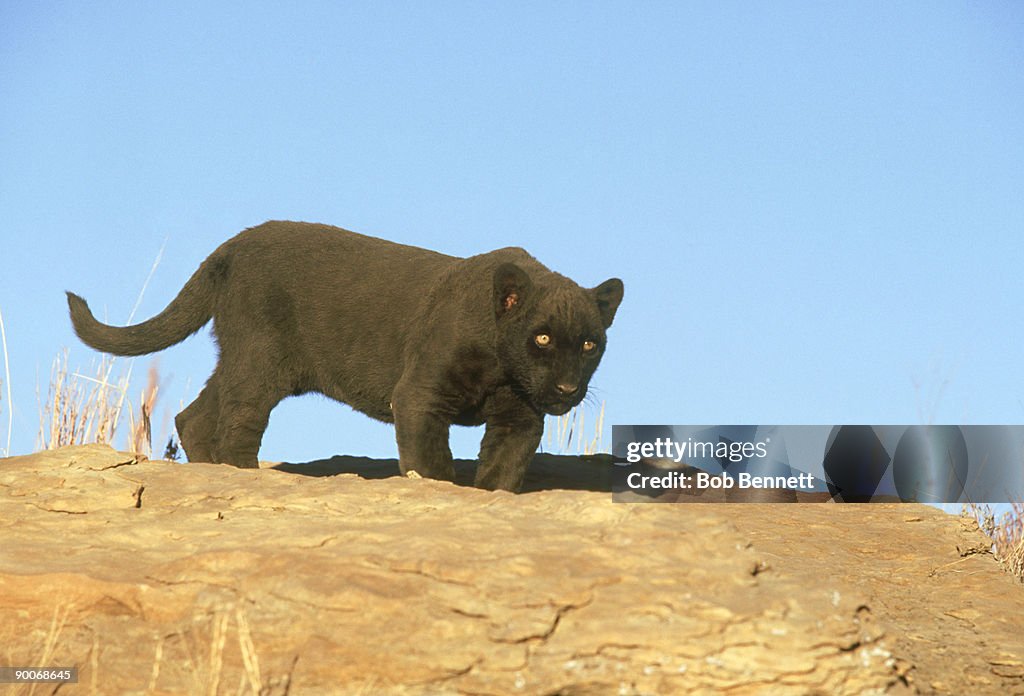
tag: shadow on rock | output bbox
[272,453,615,493]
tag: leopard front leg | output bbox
[391,383,456,482]
[474,388,544,492]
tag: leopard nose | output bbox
[556,382,579,395]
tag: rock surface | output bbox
[0,444,1021,694]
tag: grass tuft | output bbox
[964,500,1024,582]
[32,242,169,457]
[8,604,71,696]
[545,400,606,455]
[127,362,161,458]
[36,349,165,457]
[0,305,11,457]
[37,349,128,450]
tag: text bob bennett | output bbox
[625,471,817,492]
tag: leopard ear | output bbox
[592,278,624,328]
[494,263,532,318]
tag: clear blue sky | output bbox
[1,2,1022,464]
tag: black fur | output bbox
[67,221,624,492]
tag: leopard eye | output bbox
[582,340,597,352]
[534,333,551,347]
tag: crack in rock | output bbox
[29,502,88,515]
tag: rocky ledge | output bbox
[1,444,1021,694]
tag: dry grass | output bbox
[0,305,12,457]
[964,500,1024,582]
[235,607,263,695]
[5,603,288,695]
[5,604,71,696]
[36,350,163,457]
[37,349,129,450]
[33,241,169,457]
[127,362,161,458]
[546,400,606,455]
[175,607,290,696]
